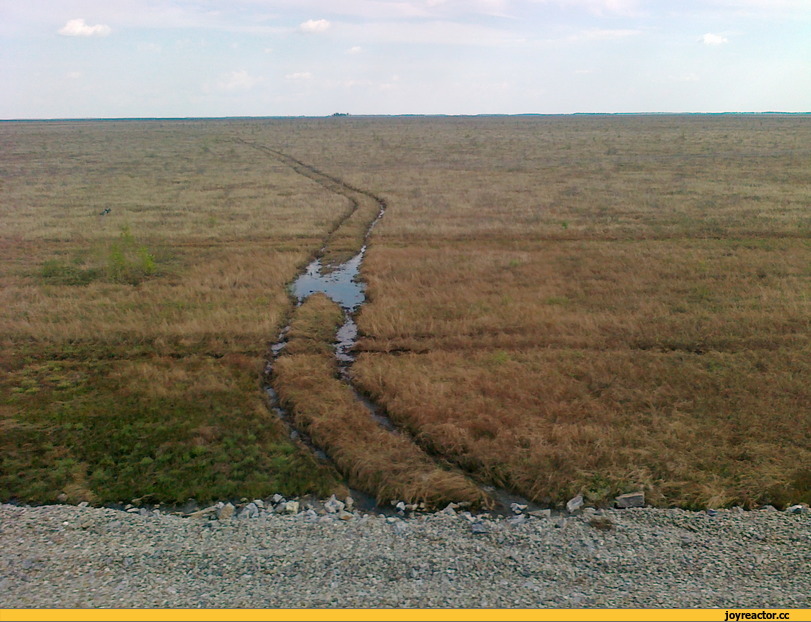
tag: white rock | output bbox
[510,503,528,514]
[529,509,552,519]
[344,497,355,512]
[786,504,809,514]
[324,495,345,514]
[283,501,300,514]
[566,494,584,513]
[271,494,285,504]
[240,502,259,519]
[217,503,235,520]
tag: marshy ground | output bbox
[1,115,809,510]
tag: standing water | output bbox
[290,248,367,313]
[279,243,399,433]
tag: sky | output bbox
[1,0,810,118]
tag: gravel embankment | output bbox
[1,500,809,609]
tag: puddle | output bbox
[285,243,401,434]
[290,248,367,313]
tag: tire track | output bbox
[238,140,495,509]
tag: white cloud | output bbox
[217,70,262,90]
[58,18,111,37]
[701,32,729,46]
[285,72,312,80]
[299,19,330,33]
[348,45,363,54]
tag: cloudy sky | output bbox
[1,0,809,118]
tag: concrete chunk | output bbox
[615,491,645,509]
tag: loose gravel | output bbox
[1,501,809,609]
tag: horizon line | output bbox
[2,111,810,123]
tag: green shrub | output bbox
[39,225,158,286]
[104,225,158,284]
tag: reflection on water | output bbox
[334,317,357,364]
[290,248,366,312]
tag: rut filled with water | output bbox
[244,141,534,513]
[261,163,403,450]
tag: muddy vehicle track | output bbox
[236,141,531,512]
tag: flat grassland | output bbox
[0,120,346,504]
[1,115,809,509]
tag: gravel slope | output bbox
[1,502,809,609]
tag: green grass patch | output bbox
[0,356,340,504]
[39,225,159,286]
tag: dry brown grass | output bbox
[0,121,358,356]
[1,243,305,352]
[0,120,349,503]
[282,293,347,357]
[1,122,348,243]
[237,141,384,267]
[234,115,811,241]
[356,239,809,353]
[353,347,810,508]
[312,114,809,509]
[272,294,488,509]
[3,115,809,509]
